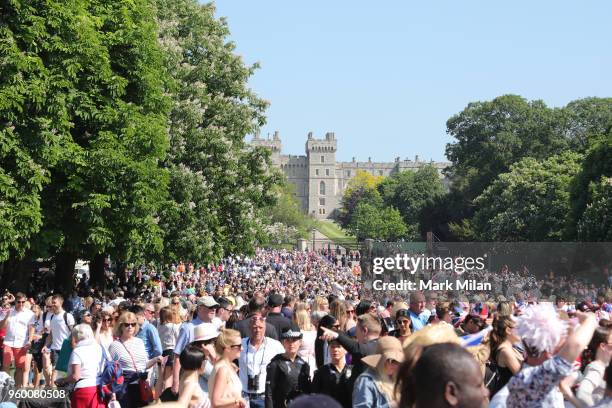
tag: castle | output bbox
[251,131,450,219]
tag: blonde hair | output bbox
[214,329,241,356]
[113,312,140,338]
[293,308,312,331]
[294,302,309,314]
[312,296,328,312]
[373,355,399,404]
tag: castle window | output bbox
[319,181,326,195]
[321,155,325,163]
[379,170,383,176]
[326,169,330,176]
[322,208,326,215]
[346,170,351,177]
[315,169,319,176]
[319,198,325,206]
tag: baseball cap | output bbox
[197,296,219,308]
[267,294,283,308]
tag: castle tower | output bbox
[306,132,338,219]
[251,130,282,166]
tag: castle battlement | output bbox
[251,131,450,219]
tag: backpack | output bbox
[97,347,127,402]
[49,311,73,330]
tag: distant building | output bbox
[250,131,450,219]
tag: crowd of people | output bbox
[0,248,611,408]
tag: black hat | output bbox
[268,293,283,308]
[281,325,303,340]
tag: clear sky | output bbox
[214,1,612,162]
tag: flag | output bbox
[460,326,493,347]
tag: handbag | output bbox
[120,340,154,403]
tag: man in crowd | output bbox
[320,313,380,393]
[408,292,431,331]
[0,293,35,387]
[239,312,284,408]
[171,296,222,394]
[412,343,489,408]
[281,295,296,320]
[130,305,162,359]
[216,297,234,326]
[265,294,292,337]
[42,294,74,385]
[235,298,279,340]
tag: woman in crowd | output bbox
[330,300,348,332]
[178,345,211,408]
[435,304,452,324]
[55,324,104,408]
[312,297,329,314]
[95,310,115,353]
[343,301,357,332]
[576,326,612,406]
[294,308,317,378]
[489,315,523,396]
[109,312,164,408]
[158,306,182,390]
[352,336,404,408]
[209,329,246,408]
[394,310,413,344]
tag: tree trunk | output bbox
[90,253,106,291]
[54,250,77,295]
[1,250,34,293]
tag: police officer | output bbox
[265,325,311,408]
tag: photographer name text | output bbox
[372,279,491,291]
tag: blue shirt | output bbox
[408,309,431,331]
[173,318,204,356]
[352,369,391,408]
[136,320,162,359]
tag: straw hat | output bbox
[361,336,404,368]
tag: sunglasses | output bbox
[229,344,242,350]
[16,301,26,304]
[122,322,137,327]
[346,310,355,314]
[103,318,113,322]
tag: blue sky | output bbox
[214,2,612,162]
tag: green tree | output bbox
[473,152,583,241]
[1,0,171,291]
[155,0,277,263]
[445,95,569,202]
[576,177,612,241]
[348,203,407,241]
[562,98,612,150]
[335,170,384,228]
[379,165,445,239]
[567,132,612,240]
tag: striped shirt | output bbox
[109,337,148,383]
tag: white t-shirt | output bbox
[49,311,75,351]
[2,309,35,348]
[69,340,102,389]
